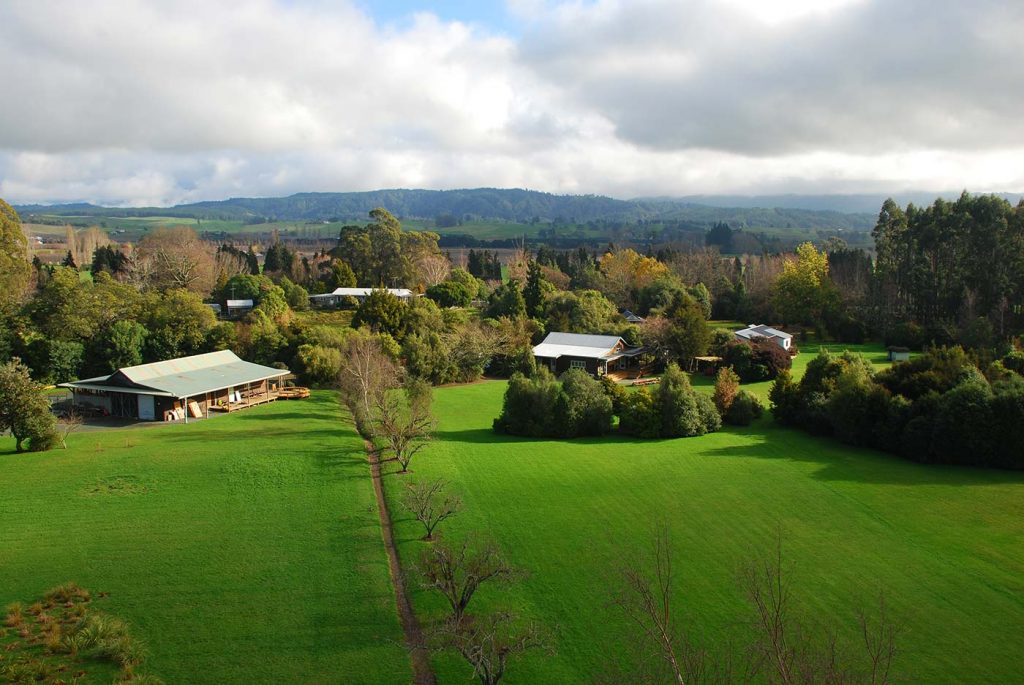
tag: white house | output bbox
[309,287,415,307]
[734,324,793,350]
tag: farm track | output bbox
[363,435,437,685]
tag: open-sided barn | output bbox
[60,351,289,422]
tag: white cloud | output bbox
[0,0,1022,205]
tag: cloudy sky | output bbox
[1,0,1023,206]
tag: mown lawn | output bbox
[0,392,410,684]
[385,375,1024,684]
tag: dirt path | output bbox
[364,438,437,685]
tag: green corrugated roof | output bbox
[61,351,288,398]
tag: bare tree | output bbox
[857,594,900,685]
[417,253,451,287]
[431,611,550,685]
[401,479,462,540]
[611,525,717,685]
[134,226,215,293]
[373,378,436,473]
[337,332,400,437]
[740,535,902,685]
[416,537,518,622]
[56,408,84,449]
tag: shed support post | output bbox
[182,397,188,424]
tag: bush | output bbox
[426,281,473,308]
[725,390,763,426]
[712,366,740,416]
[618,388,661,438]
[493,370,563,437]
[560,369,614,437]
[722,339,792,382]
[296,344,343,387]
[768,370,801,426]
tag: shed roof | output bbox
[226,299,254,308]
[329,287,414,298]
[60,350,288,398]
[735,324,792,340]
[532,332,630,360]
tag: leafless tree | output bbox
[416,537,518,622]
[134,226,215,294]
[56,408,84,449]
[610,529,903,685]
[740,534,902,685]
[373,378,435,473]
[611,525,720,685]
[337,333,400,437]
[431,611,550,685]
[417,253,451,287]
[401,479,462,540]
[214,247,251,281]
[857,594,900,685]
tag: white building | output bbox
[309,287,415,307]
[734,324,793,350]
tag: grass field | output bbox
[0,392,409,684]
[384,360,1024,683]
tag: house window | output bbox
[570,360,587,370]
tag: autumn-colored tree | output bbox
[601,248,670,307]
[772,242,838,326]
[713,366,740,416]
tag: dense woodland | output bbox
[2,192,1024,467]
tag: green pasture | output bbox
[0,392,409,684]
[385,371,1024,683]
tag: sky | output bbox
[1,0,1023,206]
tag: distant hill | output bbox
[667,192,1024,214]
[15,188,878,231]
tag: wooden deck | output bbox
[208,392,280,413]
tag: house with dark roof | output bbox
[59,351,289,422]
[734,324,793,350]
[532,332,645,377]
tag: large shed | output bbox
[309,287,414,307]
[59,351,289,422]
[532,332,645,377]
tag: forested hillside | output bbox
[16,188,876,231]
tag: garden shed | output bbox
[59,351,289,422]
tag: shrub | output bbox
[726,390,764,426]
[712,367,740,416]
[885,321,925,350]
[492,369,566,438]
[560,369,614,437]
[599,375,628,414]
[768,370,801,425]
[708,328,736,356]
[426,281,473,308]
[722,339,791,382]
[618,388,661,439]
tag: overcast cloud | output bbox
[1,0,1022,205]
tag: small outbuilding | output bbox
[734,324,793,350]
[59,350,289,422]
[621,309,646,324]
[532,332,645,377]
[309,287,415,308]
[226,299,254,317]
[887,346,911,362]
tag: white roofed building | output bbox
[532,332,645,377]
[309,287,415,307]
[734,324,793,350]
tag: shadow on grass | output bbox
[705,423,1024,487]
[434,427,669,446]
